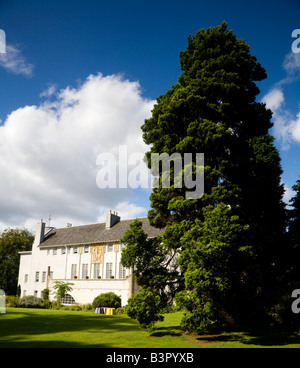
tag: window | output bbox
[60,294,75,304]
[119,263,126,279]
[71,264,77,278]
[107,244,113,252]
[93,263,101,279]
[47,249,50,256]
[35,272,39,282]
[34,290,38,297]
[82,264,88,279]
[42,271,46,282]
[61,247,66,255]
[84,245,89,253]
[50,271,54,279]
[24,274,28,283]
[121,243,126,250]
[73,247,78,254]
[53,248,57,255]
[106,262,113,278]
[67,247,71,254]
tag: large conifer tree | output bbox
[124,23,288,330]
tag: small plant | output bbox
[110,275,114,279]
[52,281,74,302]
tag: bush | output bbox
[19,295,45,308]
[92,292,121,309]
[6,295,19,307]
[126,287,164,331]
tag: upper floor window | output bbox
[107,244,113,252]
[84,245,89,253]
[73,246,78,254]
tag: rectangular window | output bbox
[93,263,101,279]
[62,247,66,255]
[84,245,89,253]
[105,262,113,278]
[53,248,57,255]
[34,290,38,297]
[50,271,54,279]
[71,264,77,278]
[107,244,113,252]
[42,271,46,282]
[119,263,126,279]
[35,272,39,282]
[24,274,28,283]
[73,246,78,254]
[82,264,88,279]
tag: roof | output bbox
[39,218,164,248]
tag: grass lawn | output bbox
[0,308,300,348]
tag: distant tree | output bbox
[0,228,33,295]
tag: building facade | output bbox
[18,211,163,306]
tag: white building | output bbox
[18,211,163,306]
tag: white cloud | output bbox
[40,84,57,98]
[283,184,295,204]
[0,73,154,231]
[261,52,300,149]
[0,44,34,77]
[262,88,284,112]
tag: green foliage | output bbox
[120,219,183,307]
[126,287,164,331]
[52,281,74,301]
[19,295,45,308]
[138,22,290,331]
[6,295,20,307]
[0,228,34,295]
[92,292,121,309]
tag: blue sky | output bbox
[0,0,300,230]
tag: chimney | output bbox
[35,219,46,244]
[106,209,120,228]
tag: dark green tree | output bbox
[288,179,300,254]
[120,219,183,306]
[140,22,287,329]
[0,228,34,295]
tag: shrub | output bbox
[116,307,125,314]
[92,292,121,309]
[6,295,19,307]
[19,295,45,308]
[126,287,164,331]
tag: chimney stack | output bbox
[106,209,120,228]
[35,219,46,244]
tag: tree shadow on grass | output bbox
[150,325,183,337]
[0,308,140,348]
[195,328,300,347]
